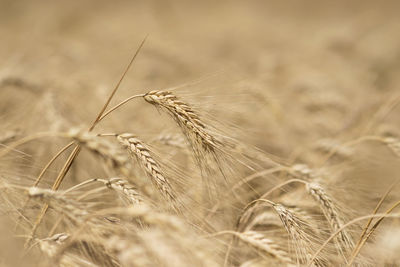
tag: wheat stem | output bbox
[97,94,145,123]
[307,213,400,266]
[346,199,400,266]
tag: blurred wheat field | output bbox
[1,0,400,266]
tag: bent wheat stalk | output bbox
[306,182,354,257]
[25,37,147,246]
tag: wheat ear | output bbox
[273,204,325,266]
[116,133,177,203]
[306,183,354,255]
[143,90,220,153]
[102,177,143,205]
[28,187,88,220]
[38,233,70,257]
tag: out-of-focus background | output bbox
[1,0,400,266]
[1,0,400,153]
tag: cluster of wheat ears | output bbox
[1,38,400,267]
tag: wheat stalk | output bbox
[143,90,220,154]
[38,233,70,257]
[69,129,130,175]
[306,182,354,256]
[153,132,187,149]
[116,133,177,203]
[41,232,119,267]
[28,187,89,220]
[102,177,144,205]
[272,203,325,266]
[239,231,295,266]
[289,164,316,180]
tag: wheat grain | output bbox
[306,182,354,257]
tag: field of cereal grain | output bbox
[1,1,400,266]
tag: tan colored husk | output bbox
[239,231,295,266]
[144,90,220,154]
[153,132,187,149]
[273,204,325,267]
[116,133,177,203]
[28,187,88,219]
[103,177,144,205]
[306,182,354,256]
[69,129,130,175]
[40,232,119,267]
[38,233,70,257]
